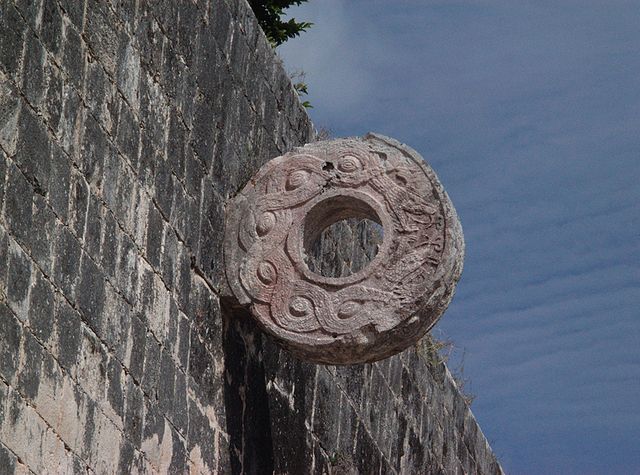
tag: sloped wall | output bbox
[0,0,501,473]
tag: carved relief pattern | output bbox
[224,134,464,364]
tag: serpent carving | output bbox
[224,133,464,364]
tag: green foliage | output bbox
[293,82,308,95]
[248,0,313,47]
[248,2,314,107]
[291,70,313,108]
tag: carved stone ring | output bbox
[224,133,464,364]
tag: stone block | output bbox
[116,39,141,111]
[229,30,250,82]
[116,232,138,303]
[168,428,188,473]
[54,296,81,373]
[84,404,125,473]
[84,0,120,77]
[141,333,161,397]
[195,205,224,289]
[106,356,125,423]
[1,380,76,473]
[0,302,22,383]
[75,328,109,410]
[140,401,164,465]
[165,297,179,351]
[335,396,358,456]
[123,376,144,446]
[211,0,232,54]
[104,287,133,362]
[33,349,65,429]
[157,349,176,416]
[169,180,188,240]
[187,399,217,474]
[43,62,64,130]
[0,77,21,156]
[190,96,217,170]
[117,439,136,474]
[176,314,190,371]
[68,170,89,236]
[58,0,85,30]
[174,245,191,311]
[58,85,85,161]
[0,226,7,293]
[312,367,341,451]
[176,72,197,131]
[0,443,17,474]
[189,279,222,356]
[333,364,366,410]
[115,163,137,237]
[180,190,201,252]
[160,225,178,288]
[151,3,178,42]
[131,186,150,247]
[21,32,48,109]
[39,0,63,59]
[187,330,213,399]
[145,203,164,269]
[27,271,54,344]
[17,330,43,400]
[60,21,86,91]
[115,101,140,167]
[100,210,118,276]
[48,145,71,221]
[102,145,121,215]
[4,163,34,246]
[6,242,31,321]
[137,131,158,188]
[175,3,199,67]
[28,196,57,274]
[76,254,106,329]
[80,114,107,189]
[354,422,382,474]
[153,160,174,218]
[127,313,146,383]
[13,0,42,28]
[0,4,26,80]
[172,368,188,436]
[184,147,204,199]
[134,8,163,78]
[160,41,183,101]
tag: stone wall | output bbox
[0,0,502,473]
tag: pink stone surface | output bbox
[224,133,464,364]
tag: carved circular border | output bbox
[224,133,464,364]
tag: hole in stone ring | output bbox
[303,196,384,278]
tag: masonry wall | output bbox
[0,0,502,473]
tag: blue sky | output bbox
[278,1,640,473]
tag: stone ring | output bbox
[224,133,464,364]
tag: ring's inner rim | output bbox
[302,196,383,276]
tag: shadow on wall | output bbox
[222,302,274,474]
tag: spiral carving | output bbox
[224,133,464,364]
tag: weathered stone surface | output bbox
[225,133,464,364]
[0,0,501,473]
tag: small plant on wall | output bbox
[249,1,314,108]
[248,0,313,47]
[290,70,313,108]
